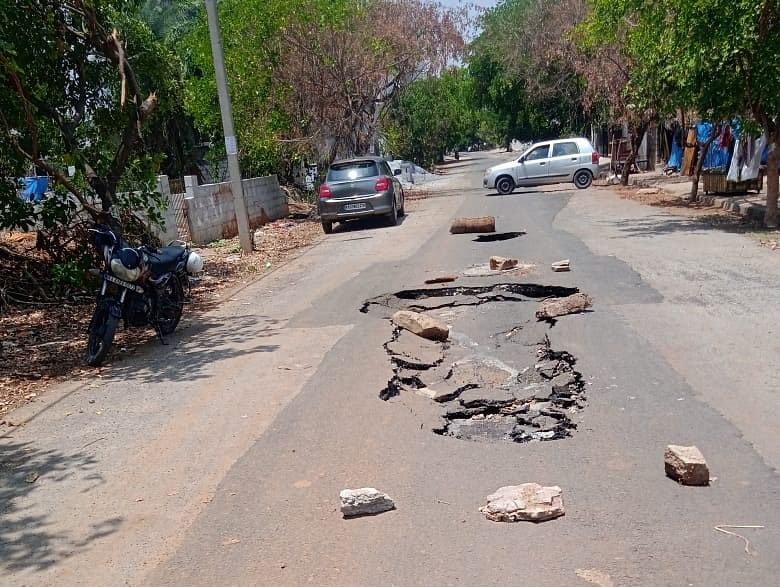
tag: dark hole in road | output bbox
[473,231,526,242]
[366,284,588,444]
[361,283,578,315]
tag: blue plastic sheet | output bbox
[696,123,730,170]
[19,176,49,203]
[668,139,683,170]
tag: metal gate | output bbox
[168,178,191,242]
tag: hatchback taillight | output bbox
[319,184,332,199]
[591,151,600,165]
[375,176,390,192]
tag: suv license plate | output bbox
[344,203,368,211]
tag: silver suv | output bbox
[483,137,600,194]
[318,156,405,234]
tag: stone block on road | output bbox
[480,483,564,522]
[340,488,396,517]
[536,293,592,321]
[391,310,450,341]
[664,445,710,486]
[489,256,519,271]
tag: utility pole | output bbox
[205,0,253,253]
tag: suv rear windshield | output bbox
[327,161,379,181]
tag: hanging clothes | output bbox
[667,125,683,170]
[741,134,766,180]
[727,138,743,182]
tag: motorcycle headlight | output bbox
[110,258,141,282]
[186,251,204,274]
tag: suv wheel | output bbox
[574,170,593,189]
[496,175,515,195]
[322,220,334,234]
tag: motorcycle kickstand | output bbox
[153,324,169,345]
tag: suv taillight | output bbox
[591,151,600,165]
[375,176,390,192]
[319,184,332,199]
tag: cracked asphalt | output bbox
[2,152,780,586]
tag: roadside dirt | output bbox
[0,218,322,421]
[601,183,780,251]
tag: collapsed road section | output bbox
[362,283,590,443]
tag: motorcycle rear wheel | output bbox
[86,301,119,366]
[157,276,185,336]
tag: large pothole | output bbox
[366,284,589,444]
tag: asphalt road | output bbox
[2,152,779,586]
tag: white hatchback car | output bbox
[484,137,600,194]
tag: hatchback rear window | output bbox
[552,142,580,157]
[327,161,379,181]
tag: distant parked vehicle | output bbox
[484,137,600,194]
[318,156,405,234]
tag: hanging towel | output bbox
[741,134,766,180]
[726,138,742,182]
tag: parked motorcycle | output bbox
[85,224,203,366]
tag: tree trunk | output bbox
[620,123,649,186]
[689,127,721,202]
[450,216,496,234]
[766,140,779,228]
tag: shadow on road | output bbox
[0,440,122,574]
[485,187,575,196]
[331,214,408,234]
[105,314,282,384]
[607,213,776,239]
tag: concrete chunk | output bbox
[536,293,592,320]
[340,488,395,517]
[480,483,564,522]
[489,256,518,271]
[391,310,449,341]
[665,445,710,486]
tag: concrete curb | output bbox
[699,194,766,224]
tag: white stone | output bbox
[480,483,564,522]
[340,488,395,517]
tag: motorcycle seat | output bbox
[146,246,186,276]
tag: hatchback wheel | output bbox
[385,200,398,226]
[496,175,515,195]
[574,170,593,189]
[322,220,334,234]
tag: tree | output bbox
[180,0,465,179]
[582,0,780,221]
[385,69,479,168]
[467,0,590,151]
[0,0,182,238]
[576,0,668,186]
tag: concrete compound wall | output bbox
[154,175,181,244]
[182,174,288,245]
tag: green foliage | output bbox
[179,0,348,178]
[466,0,587,148]
[385,69,480,167]
[0,0,184,238]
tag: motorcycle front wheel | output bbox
[86,300,120,366]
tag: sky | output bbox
[441,0,499,8]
